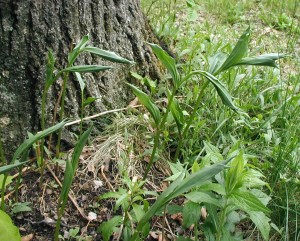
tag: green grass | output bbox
[139,0,300,240]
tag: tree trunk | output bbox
[0,0,161,157]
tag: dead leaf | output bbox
[93,180,103,190]
[150,231,159,239]
[143,156,150,163]
[160,181,169,191]
[128,97,139,107]
[150,231,169,241]
[171,213,183,224]
[21,234,34,241]
[201,207,208,221]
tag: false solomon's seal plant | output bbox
[106,27,283,240]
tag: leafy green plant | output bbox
[54,127,92,241]
[0,120,67,210]
[198,148,270,241]
[39,34,134,182]
[128,27,283,180]
[158,143,271,241]
[98,158,231,240]
[123,25,286,240]
[99,175,155,241]
[11,202,32,214]
[58,227,92,240]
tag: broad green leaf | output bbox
[203,141,221,155]
[11,202,32,214]
[98,215,123,241]
[130,71,144,80]
[236,53,285,68]
[199,182,226,195]
[115,193,130,210]
[0,174,13,189]
[141,223,150,240]
[164,171,183,181]
[221,227,239,241]
[132,204,146,222]
[75,72,85,93]
[0,161,30,175]
[68,34,90,64]
[126,83,161,126]
[209,52,228,75]
[229,189,270,214]
[45,49,56,90]
[144,77,157,93]
[217,27,250,73]
[169,161,186,175]
[225,152,245,194]
[71,127,92,174]
[191,160,201,173]
[185,191,221,207]
[13,120,66,163]
[0,210,21,241]
[62,65,113,73]
[249,211,270,241]
[226,211,243,233]
[82,46,135,64]
[243,169,267,188]
[83,97,98,107]
[200,71,240,112]
[182,201,201,228]
[250,189,271,206]
[169,157,232,201]
[170,97,184,131]
[167,204,183,214]
[203,203,219,233]
[69,227,80,238]
[147,43,180,88]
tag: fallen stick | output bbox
[46,164,90,221]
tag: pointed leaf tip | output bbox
[83,46,135,64]
[147,42,180,88]
[216,27,251,74]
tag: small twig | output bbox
[65,97,179,127]
[116,213,126,241]
[25,218,76,229]
[4,184,25,200]
[164,216,175,238]
[39,179,48,213]
[100,165,115,192]
[11,167,30,179]
[65,105,143,127]
[46,164,90,221]
[162,206,167,240]
[155,222,174,237]
[2,168,29,201]
[81,220,91,236]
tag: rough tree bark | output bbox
[0,0,161,157]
